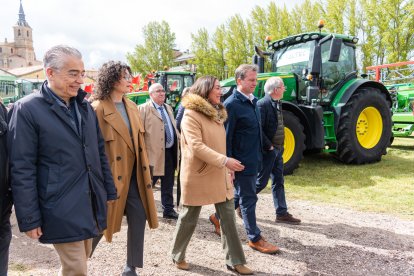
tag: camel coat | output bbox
[138,101,180,176]
[92,98,158,242]
[180,94,233,206]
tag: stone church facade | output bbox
[0,1,41,69]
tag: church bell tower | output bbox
[13,0,36,65]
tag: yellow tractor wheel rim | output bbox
[283,127,295,164]
[356,106,383,149]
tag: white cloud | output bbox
[0,0,304,68]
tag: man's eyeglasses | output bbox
[154,89,166,93]
[61,70,86,80]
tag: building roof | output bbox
[0,68,17,78]
[174,53,195,63]
[7,64,43,76]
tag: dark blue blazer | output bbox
[224,90,262,175]
[257,94,279,151]
[8,81,117,244]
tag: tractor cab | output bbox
[127,71,195,112]
[259,31,359,105]
[155,71,195,110]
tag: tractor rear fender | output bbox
[331,79,392,133]
[282,101,325,150]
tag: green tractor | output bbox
[221,26,392,175]
[127,71,195,111]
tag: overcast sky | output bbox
[1,0,304,69]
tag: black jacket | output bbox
[0,102,11,219]
[257,94,279,151]
[8,82,117,244]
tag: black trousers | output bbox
[92,173,147,268]
[153,147,175,214]
[125,174,147,268]
[0,200,12,276]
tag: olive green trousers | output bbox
[170,198,246,266]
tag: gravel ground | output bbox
[8,187,414,276]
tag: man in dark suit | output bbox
[224,64,279,254]
[139,83,180,219]
[0,100,12,275]
[257,77,301,225]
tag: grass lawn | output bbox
[282,137,414,220]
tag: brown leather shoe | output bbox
[209,214,221,236]
[248,236,280,254]
[227,264,254,275]
[276,213,301,224]
[236,207,242,219]
[174,259,189,270]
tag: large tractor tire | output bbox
[336,88,392,164]
[283,111,306,175]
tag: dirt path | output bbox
[8,189,414,275]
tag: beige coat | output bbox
[92,98,158,242]
[138,101,180,176]
[180,94,233,206]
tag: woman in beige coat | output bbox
[91,61,158,276]
[170,76,253,275]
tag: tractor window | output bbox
[273,40,313,75]
[321,42,356,93]
[166,75,182,93]
[183,75,194,89]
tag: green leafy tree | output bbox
[358,0,375,69]
[279,5,293,37]
[267,2,283,41]
[191,28,214,76]
[347,0,357,36]
[225,14,254,71]
[211,25,229,79]
[359,0,387,67]
[127,21,176,74]
[250,5,269,49]
[381,0,414,63]
[321,0,347,34]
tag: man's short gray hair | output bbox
[235,64,258,80]
[264,77,284,94]
[149,83,163,94]
[43,45,82,70]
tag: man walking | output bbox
[256,77,301,224]
[224,64,279,254]
[8,45,117,275]
[0,100,11,275]
[139,83,180,219]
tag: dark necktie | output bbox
[159,106,173,145]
